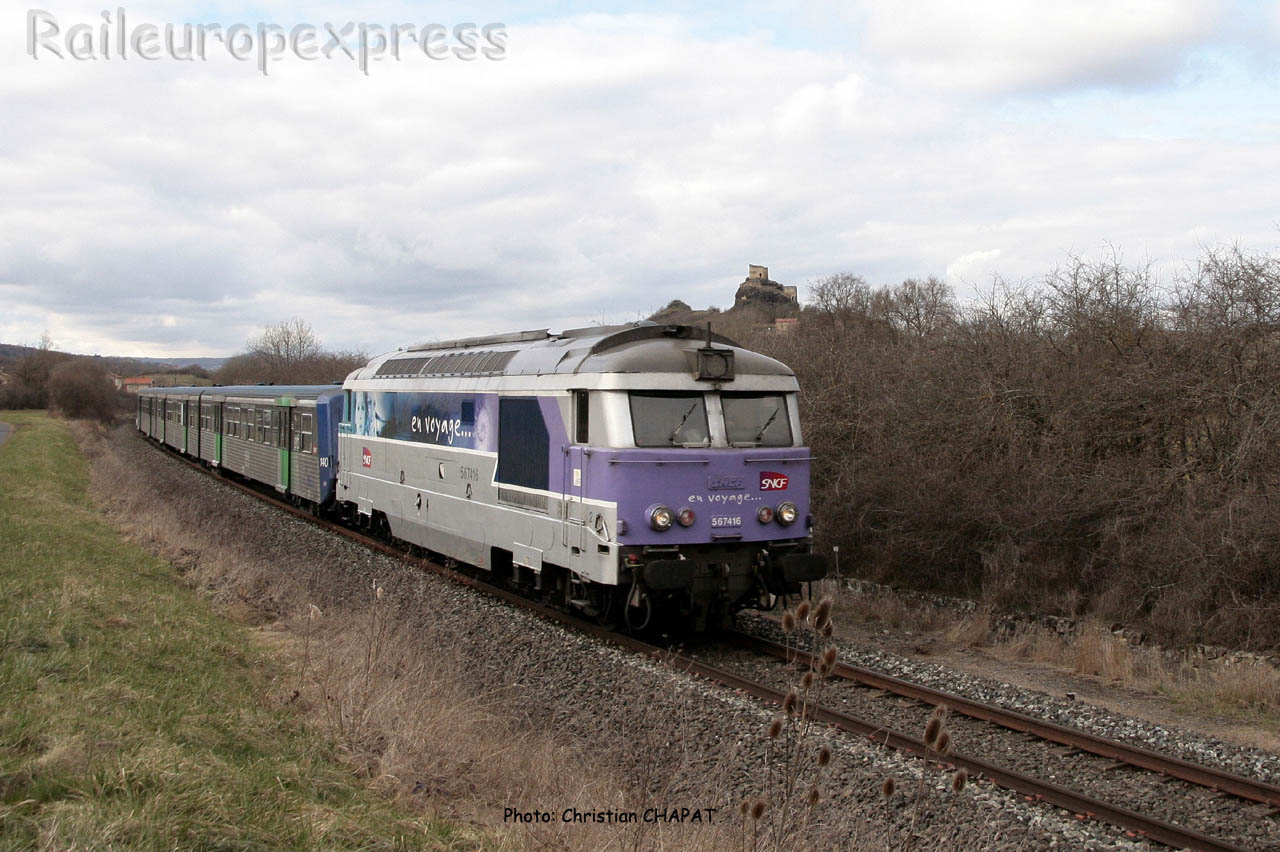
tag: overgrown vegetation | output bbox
[0,412,460,849]
[46,358,120,423]
[751,245,1280,650]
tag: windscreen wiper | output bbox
[669,402,698,444]
[754,403,782,443]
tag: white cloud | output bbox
[854,0,1227,93]
[0,6,1277,358]
[946,249,1003,285]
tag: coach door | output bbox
[275,406,290,493]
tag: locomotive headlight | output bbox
[676,507,696,527]
[757,505,775,524]
[777,501,798,526]
[649,505,674,531]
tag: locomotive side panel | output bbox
[337,388,619,584]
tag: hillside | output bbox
[0,343,224,377]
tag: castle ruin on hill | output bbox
[734,264,798,310]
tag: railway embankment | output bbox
[96,419,1210,851]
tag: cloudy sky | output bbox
[3,0,1279,358]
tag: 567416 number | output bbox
[711,516,742,528]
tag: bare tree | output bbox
[215,319,365,385]
[807,273,873,315]
[249,318,321,376]
[2,331,66,409]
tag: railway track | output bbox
[706,630,1279,852]
[729,629,1280,810]
[152,438,1278,852]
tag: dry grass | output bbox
[821,579,956,636]
[830,579,1280,730]
[77,423,738,851]
[1,412,446,851]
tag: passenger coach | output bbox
[137,385,342,506]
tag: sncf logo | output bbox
[361,447,373,468]
[759,471,789,491]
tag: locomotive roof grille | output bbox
[374,350,516,378]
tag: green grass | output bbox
[0,412,474,851]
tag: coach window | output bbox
[244,407,255,442]
[301,413,314,453]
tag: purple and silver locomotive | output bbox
[337,322,827,630]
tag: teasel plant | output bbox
[886,704,968,852]
[740,595,841,851]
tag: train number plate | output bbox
[711,515,742,528]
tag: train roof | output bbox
[354,322,794,382]
[140,385,343,401]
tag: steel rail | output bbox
[142,436,1259,852]
[730,629,1280,809]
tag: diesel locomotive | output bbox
[138,322,827,630]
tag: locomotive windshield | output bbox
[630,392,710,447]
[723,393,792,447]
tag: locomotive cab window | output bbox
[722,393,793,447]
[629,392,710,448]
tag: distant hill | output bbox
[0,343,224,374]
[125,356,227,371]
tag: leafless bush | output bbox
[759,245,1280,649]
[47,358,119,424]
